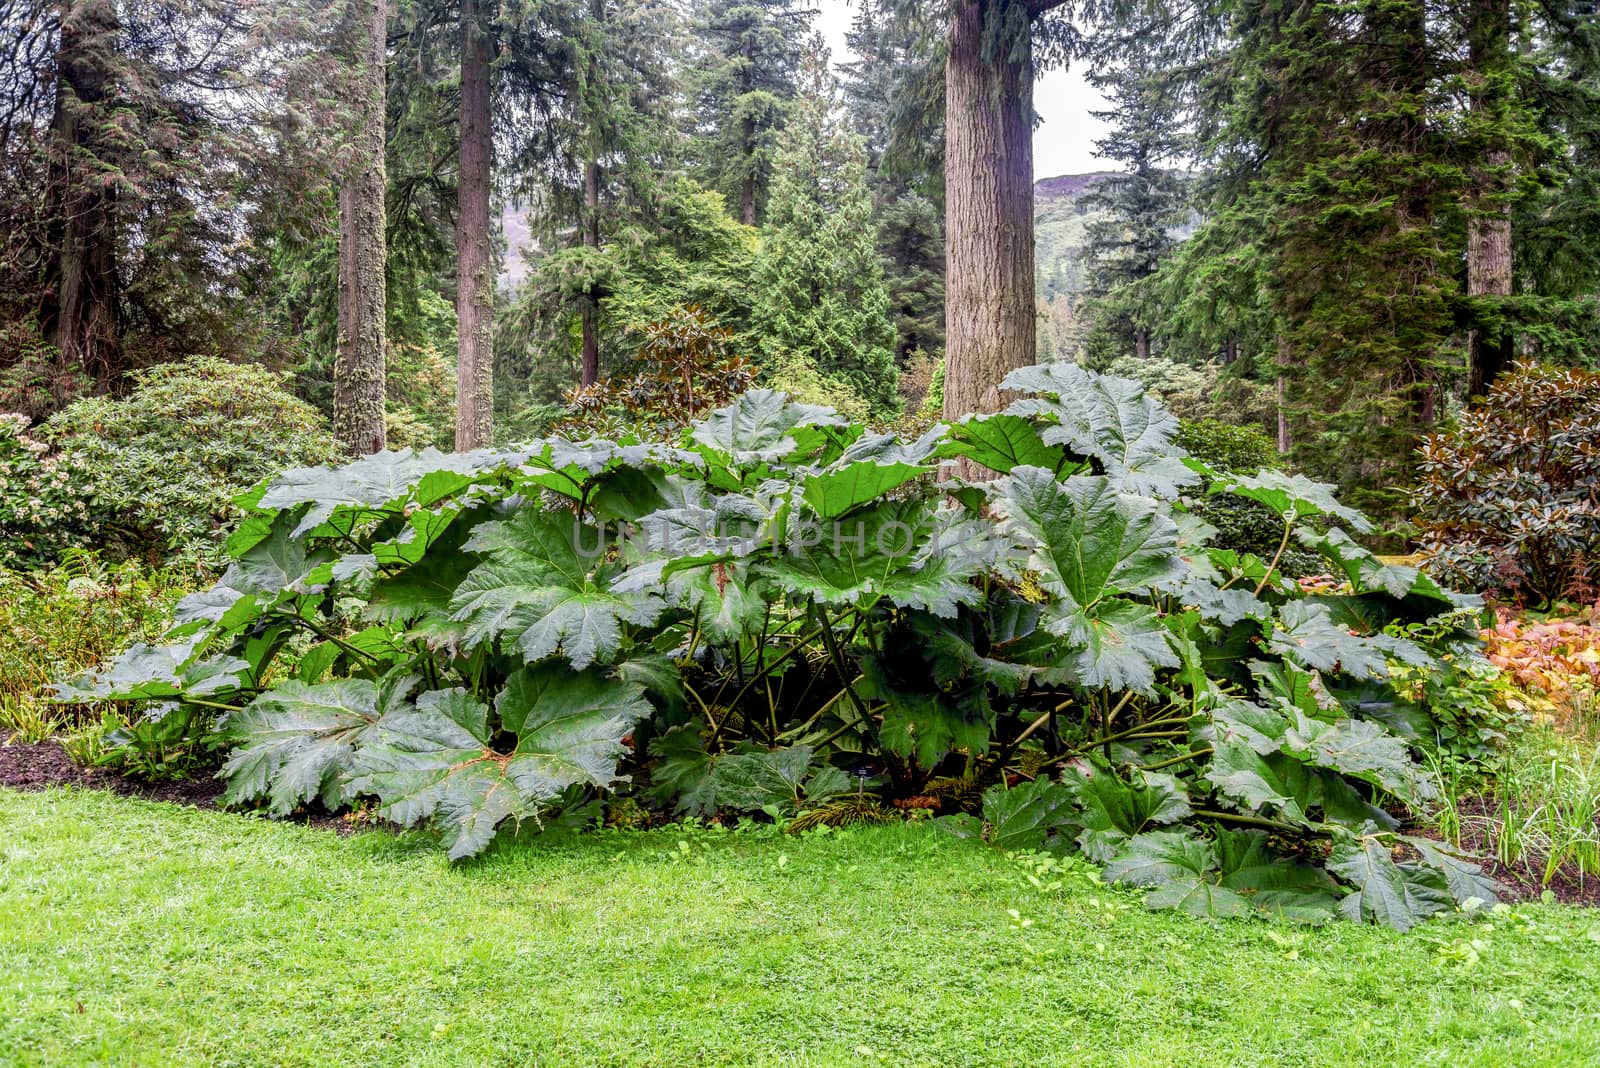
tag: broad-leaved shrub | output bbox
[46,356,340,566]
[63,364,1499,930]
[1416,363,1600,607]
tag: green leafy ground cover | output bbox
[4,789,1600,1067]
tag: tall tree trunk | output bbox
[334,0,388,456]
[1465,0,1514,399]
[580,155,601,386]
[1275,336,1292,455]
[44,0,120,388]
[941,0,1037,439]
[454,0,494,450]
[739,34,757,226]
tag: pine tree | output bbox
[750,43,899,415]
[334,0,389,456]
[841,0,945,362]
[683,0,813,226]
[511,0,677,389]
[1080,41,1192,364]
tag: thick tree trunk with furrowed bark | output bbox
[43,0,121,387]
[580,154,602,387]
[454,0,494,450]
[940,0,1039,446]
[334,0,388,456]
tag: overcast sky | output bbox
[812,0,1115,178]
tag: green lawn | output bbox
[3,790,1600,1067]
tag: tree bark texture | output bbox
[334,0,388,456]
[580,155,601,386]
[44,0,120,386]
[1465,0,1514,398]
[454,0,495,450]
[941,0,1037,437]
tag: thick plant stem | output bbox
[1139,748,1213,773]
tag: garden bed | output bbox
[8,732,1598,907]
[0,737,354,834]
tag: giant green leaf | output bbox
[1282,711,1420,799]
[217,676,409,815]
[1035,600,1179,694]
[1002,362,1196,497]
[1104,831,1252,919]
[1402,835,1501,906]
[863,658,994,769]
[756,499,986,617]
[1070,767,1192,861]
[52,640,247,704]
[981,777,1078,850]
[691,389,847,465]
[493,664,651,799]
[450,511,663,668]
[991,468,1186,611]
[1212,829,1339,922]
[1208,738,1316,824]
[1329,836,1452,932]
[938,413,1076,477]
[1268,602,1392,680]
[260,448,486,537]
[1208,469,1372,533]
[348,687,533,860]
[648,721,719,815]
[801,427,943,518]
[708,745,820,815]
[1205,696,1290,756]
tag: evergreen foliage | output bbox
[683,0,814,225]
[748,47,900,416]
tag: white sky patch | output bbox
[812,0,1115,178]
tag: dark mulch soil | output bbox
[0,734,360,835]
[1449,795,1600,909]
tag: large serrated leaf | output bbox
[217,677,408,815]
[450,511,663,668]
[52,640,247,704]
[1282,711,1420,799]
[756,499,987,618]
[1212,829,1340,922]
[1035,600,1180,694]
[982,777,1078,850]
[709,745,819,815]
[1070,768,1192,861]
[938,413,1075,476]
[992,468,1186,611]
[1209,469,1372,534]
[1208,738,1316,824]
[349,688,533,860]
[1002,363,1197,497]
[1268,601,1392,680]
[691,389,847,464]
[1103,829,1215,885]
[259,448,484,537]
[493,664,651,799]
[1329,836,1452,932]
[801,428,942,519]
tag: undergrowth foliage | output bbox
[1416,363,1600,608]
[61,364,1502,929]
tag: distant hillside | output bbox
[1034,172,1114,302]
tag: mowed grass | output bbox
[3,790,1600,1067]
